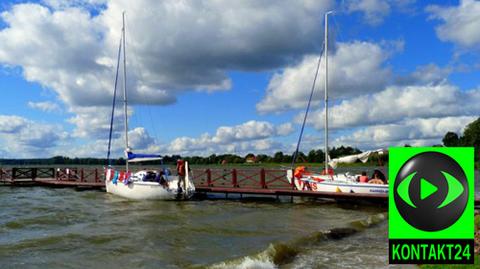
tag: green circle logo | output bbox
[394,151,468,231]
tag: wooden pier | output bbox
[0,167,103,188]
[1,167,479,205]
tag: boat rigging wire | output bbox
[107,35,124,166]
[290,42,325,168]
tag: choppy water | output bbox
[2,168,479,269]
[0,186,398,269]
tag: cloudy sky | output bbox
[0,0,479,158]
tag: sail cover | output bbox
[328,149,387,169]
[126,150,163,163]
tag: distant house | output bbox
[245,155,256,164]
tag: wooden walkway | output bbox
[1,167,479,205]
[35,179,104,188]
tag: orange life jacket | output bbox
[359,175,369,183]
[294,166,307,178]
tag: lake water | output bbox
[0,168,478,268]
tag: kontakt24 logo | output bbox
[389,147,474,264]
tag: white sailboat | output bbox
[104,13,195,200]
[287,149,388,194]
[286,12,388,195]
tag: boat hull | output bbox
[105,173,195,200]
[286,169,388,194]
[307,180,388,194]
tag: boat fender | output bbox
[112,171,119,185]
[123,171,131,185]
[105,168,113,181]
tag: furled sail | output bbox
[125,149,162,163]
[328,149,387,169]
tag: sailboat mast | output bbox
[122,12,129,171]
[324,11,332,173]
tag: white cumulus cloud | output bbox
[427,0,480,48]
[257,41,391,113]
[169,120,294,156]
[347,0,391,25]
[345,0,417,26]
[302,82,480,130]
[0,115,69,157]
[0,0,334,139]
[28,101,61,113]
[335,116,475,148]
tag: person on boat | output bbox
[155,170,165,183]
[294,166,307,178]
[358,171,369,183]
[176,159,186,192]
[368,170,387,184]
[155,170,169,187]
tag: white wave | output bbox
[211,256,277,269]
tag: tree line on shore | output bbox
[1,117,479,166]
[442,117,480,161]
[0,146,363,166]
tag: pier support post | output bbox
[232,169,238,188]
[207,169,212,187]
[260,168,266,189]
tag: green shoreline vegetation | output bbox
[0,145,364,166]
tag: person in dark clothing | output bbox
[371,169,387,184]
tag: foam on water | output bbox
[209,254,277,269]
[204,213,388,269]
